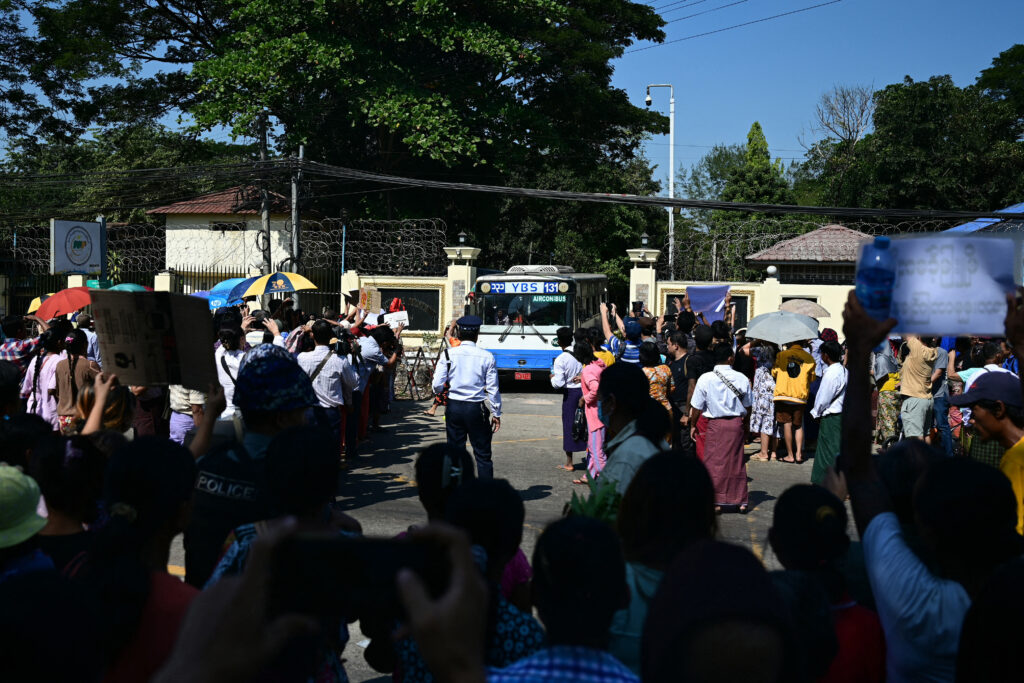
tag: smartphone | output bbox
[631,301,644,315]
[268,534,450,619]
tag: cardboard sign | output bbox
[91,291,217,391]
[358,287,381,312]
[888,235,1017,336]
[383,310,409,329]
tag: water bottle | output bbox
[855,236,896,320]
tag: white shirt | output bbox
[244,330,285,348]
[550,350,583,390]
[357,336,390,393]
[297,346,358,408]
[215,346,246,418]
[690,364,752,418]
[862,512,970,683]
[811,362,847,419]
[432,341,501,417]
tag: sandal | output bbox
[555,465,575,472]
[572,478,589,486]
[739,504,749,514]
[751,454,770,462]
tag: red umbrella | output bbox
[36,287,92,320]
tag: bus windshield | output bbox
[477,293,571,328]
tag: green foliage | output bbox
[1,125,255,222]
[978,43,1024,124]
[563,475,622,524]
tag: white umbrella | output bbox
[779,298,830,319]
[746,311,820,346]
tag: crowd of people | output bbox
[2,285,1024,682]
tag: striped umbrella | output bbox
[27,293,55,314]
[239,272,317,298]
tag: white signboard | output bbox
[50,219,104,274]
[889,235,1017,336]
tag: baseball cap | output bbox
[950,372,1023,408]
[234,344,317,413]
[0,465,47,549]
[624,319,643,342]
[819,328,839,343]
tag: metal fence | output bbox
[657,217,962,282]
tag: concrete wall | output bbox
[164,214,291,271]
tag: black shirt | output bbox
[37,531,92,574]
[668,356,689,413]
[686,350,715,383]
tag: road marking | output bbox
[168,564,185,577]
[494,436,559,444]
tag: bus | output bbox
[470,265,608,380]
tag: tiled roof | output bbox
[746,224,871,263]
[148,186,290,215]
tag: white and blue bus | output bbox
[470,265,608,380]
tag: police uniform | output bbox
[432,316,502,478]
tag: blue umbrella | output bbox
[225,276,261,301]
[209,278,249,311]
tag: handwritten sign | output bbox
[889,235,1017,336]
[91,291,217,391]
[358,287,381,312]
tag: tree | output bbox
[813,84,875,146]
[978,43,1024,125]
[709,122,796,280]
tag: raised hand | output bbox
[842,291,896,354]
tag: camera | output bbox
[645,94,652,107]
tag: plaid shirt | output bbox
[488,646,639,683]
[0,337,42,375]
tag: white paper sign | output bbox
[383,311,409,329]
[889,235,1017,336]
[50,219,105,274]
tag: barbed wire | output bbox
[0,217,449,279]
[656,218,964,281]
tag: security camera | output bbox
[645,95,652,107]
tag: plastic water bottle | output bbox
[855,236,896,320]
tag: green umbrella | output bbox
[109,283,152,292]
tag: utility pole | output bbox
[646,84,675,280]
[259,113,272,276]
[290,144,304,307]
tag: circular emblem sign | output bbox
[65,226,93,266]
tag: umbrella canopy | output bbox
[779,298,831,319]
[208,277,250,310]
[109,283,152,292]
[27,293,55,314]
[36,287,92,320]
[189,290,211,299]
[745,311,820,347]
[239,271,317,298]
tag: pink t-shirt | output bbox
[500,548,532,600]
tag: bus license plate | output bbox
[514,372,532,381]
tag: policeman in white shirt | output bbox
[297,320,359,459]
[432,315,501,478]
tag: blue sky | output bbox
[613,0,1024,187]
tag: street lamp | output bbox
[641,232,649,248]
[457,230,467,246]
[645,83,675,279]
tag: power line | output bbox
[652,0,710,12]
[665,0,750,25]
[627,0,843,53]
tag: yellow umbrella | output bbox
[27,293,55,314]
[239,271,318,297]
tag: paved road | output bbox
[171,386,819,682]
